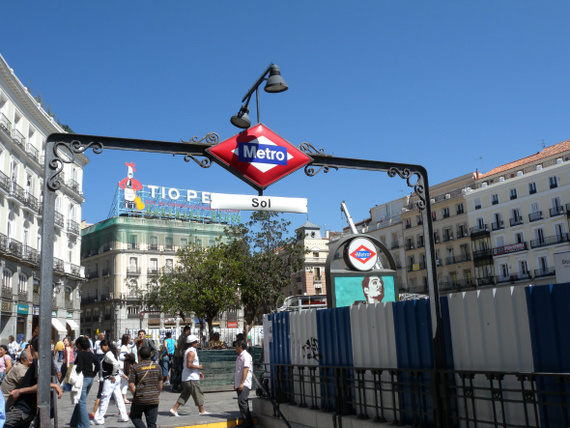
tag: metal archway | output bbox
[38,132,449,427]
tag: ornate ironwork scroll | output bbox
[181,132,220,167]
[387,167,426,209]
[47,140,104,191]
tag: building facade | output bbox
[348,140,570,297]
[80,183,241,340]
[0,53,87,343]
[465,141,570,287]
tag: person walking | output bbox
[171,325,190,392]
[7,336,19,362]
[160,332,175,385]
[234,339,254,428]
[93,340,129,425]
[69,337,99,428]
[60,336,75,384]
[54,338,64,362]
[169,335,209,417]
[128,346,163,428]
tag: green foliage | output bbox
[231,212,306,334]
[144,239,242,339]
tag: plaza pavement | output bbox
[53,379,259,428]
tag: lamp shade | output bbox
[264,64,288,93]
[230,105,251,129]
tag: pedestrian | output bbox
[54,338,64,362]
[0,345,13,383]
[118,334,133,404]
[92,339,129,425]
[4,336,63,428]
[60,336,75,389]
[93,332,106,364]
[234,339,254,428]
[128,346,163,428]
[171,325,190,392]
[169,335,209,417]
[1,350,32,409]
[7,336,19,361]
[160,332,175,385]
[136,330,158,362]
[69,337,99,428]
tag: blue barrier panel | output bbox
[526,283,570,428]
[393,297,457,427]
[268,312,292,402]
[316,307,353,412]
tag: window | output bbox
[477,217,485,229]
[528,182,537,194]
[433,230,440,243]
[405,218,412,229]
[416,215,422,226]
[442,207,450,218]
[457,224,467,238]
[496,236,505,247]
[149,236,158,250]
[128,235,138,249]
[549,176,558,189]
[2,269,12,289]
[491,194,499,205]
[515,232,524,244]
[456,203,464,214]
[538,256,548,275]
[509,188,517,200]
[18,274,27,293]
[534,228,545,245]
[511,208,522,226]
[180,238,188,248]
[165,236,174,250]
[149,258,158,273]
[474,198,482,210]
[492,213,503,230]
[432,211,437,221]
[129,257,138,272]
[500,264,509,280]
[519,261,529,276]
[165,259,174,272]
[313,251,319,258]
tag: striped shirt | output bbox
[129,359,162,405]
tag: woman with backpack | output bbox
[160,332,176,385]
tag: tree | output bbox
[143,239,242,340]
[233,212,306,337]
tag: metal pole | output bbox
[39,141,57,427]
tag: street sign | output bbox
[210,193,307,213]
[345,237,378,271]
[206,124,312,191]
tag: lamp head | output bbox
[264,64,288,93]
[230,105,251,129]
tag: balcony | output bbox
[102,268,111,276]
[549,206,565,217]
[53,258,65,273]
[534,268,556,278]
[26,143,39,163]
[147,268,159,276]
[530,233,569,249]
[0,113,12,133]
[127,243,140,250]
[416,240,425,248]
[22,246,40,265]
[493,242,527,256]
[2,287,13,300]
[87,271,99,279]
[23,193,39,212]
[12,128,26,149]
[470,225,489,236]
[7,238,23,258]
[473,248,493,260]
[54,211,64,228]
[149,244,159,251]
[164,245,175,252]
[65,300,74,310]
[442,232,454,242]
[509,217,523,227]
[8,182,26,204]
[456,230,469,239]
[127,267,141,276]
[0,170,9,193]
[67,219,80,235]
[476,276,495,286]
[390,242,400,250]
[528,211,543,222]
[66,178,81,194]
[491,221,504,231]
[405,242,415,250]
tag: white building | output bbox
[0,53,87,343]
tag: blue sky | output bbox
[2,1,570,233]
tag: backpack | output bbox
[145,338,158,359]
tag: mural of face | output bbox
[362,275,384,303]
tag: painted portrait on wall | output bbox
[333,275,396,307]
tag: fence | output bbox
[262,282,570,427]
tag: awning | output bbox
[51,318,67,332]
[66,319,79,329]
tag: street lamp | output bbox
[230,63,288,129]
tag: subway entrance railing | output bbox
[258,363,570,428]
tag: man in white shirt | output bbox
[169,335,209,417]
[234,340,254,428]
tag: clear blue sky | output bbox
[2,1,570,233]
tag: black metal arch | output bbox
[38,133,449,427]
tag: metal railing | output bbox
[261,363,570,428]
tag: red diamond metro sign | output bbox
[206,124,312,191]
